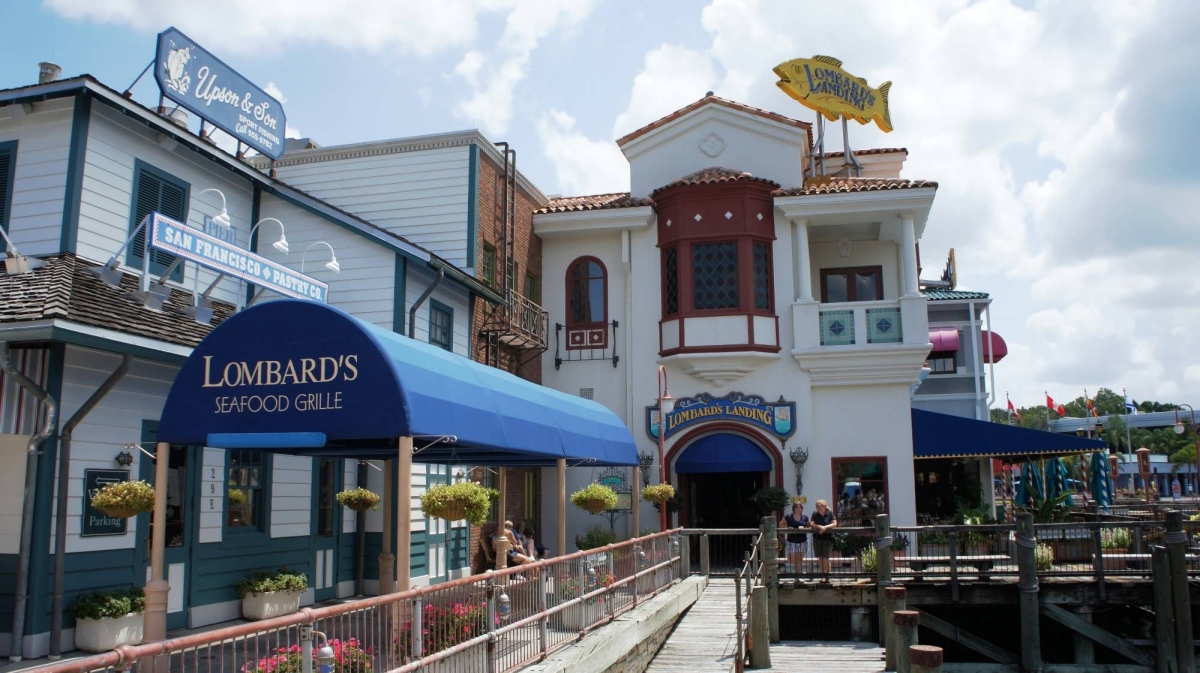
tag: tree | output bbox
[1170,443,1197,476]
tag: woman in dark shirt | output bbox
[809,499,838,576]
[779,502,809,573]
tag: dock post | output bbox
[1072,605,1094,665]
[682,532,692,576]
[850,606,873,642]
[1015,512,1042,673]
[1165,511,1195,673]
[876,514,893,645]
[1151,546,1178,673]
[893,610,920,673]
[761,516,780,643]
[749,585,771,668]
[699,533,711,576]
[910,645,943,673]
[883,586,907,670]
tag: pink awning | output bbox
[981,330,1008,363]
[929,328,960,352]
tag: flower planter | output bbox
[242,590,303,621]
[74,613,143,653]
[962,544,991,557]
[577,499,610,514]
[555,601,601,631]
[1051,540,1090,562]
[1102,548,1129,571]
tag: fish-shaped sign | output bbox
[773,56,893,133]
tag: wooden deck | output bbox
[646,578,885,673]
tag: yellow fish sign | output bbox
[774,56,893,133]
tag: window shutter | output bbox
[127,165,185,279]
[0,147,12,231]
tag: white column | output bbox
[792,218,813,302]
[900,215,918,297]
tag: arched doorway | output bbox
[673,431,778,529]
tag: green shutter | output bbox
[127,160,187,281]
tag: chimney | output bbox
[38,62,61,84]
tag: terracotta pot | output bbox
[74,613,144,653]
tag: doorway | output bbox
[312,458,342,601]
[425,465,449,584]
[137,421,194,631]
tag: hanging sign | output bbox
[148,212,329,302]
[81,469,130,537]
[155,26,287,159]
[773,56,894,133]
[598,467,632,511]
[646,392,796,441]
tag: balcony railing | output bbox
[480,288,550,351]
[817,300,904,347]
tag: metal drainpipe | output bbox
[493,142,510,295]
[49,353,133,658]
[408,268,445,339]
[2,342,58,662]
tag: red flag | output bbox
[1008,399,1020,420]
[1056,404,1066,417]
[1046,394,1055,411]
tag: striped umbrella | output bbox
[1016,459,1044,507]
[1046,458,1074,506]
[1089,451,1113,508]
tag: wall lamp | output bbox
[250,217,289,254]
[302,241,340,274]
[638,452,654,486]
[197,188,231,229]
[115,451,134,468]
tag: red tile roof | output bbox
[819,147,908,158]
[616,94,811,146]
[773,177,938,196]
[652,167,779,196]
[535,193,654,214]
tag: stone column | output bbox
[900,214,919,297]
[792,218,813,302]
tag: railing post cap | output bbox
[910,645,944,667]
[893,610,920,626]
[884,586,907,600]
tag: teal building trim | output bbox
[58,93,91,253]
[27,343,65,634]
[393,255,407,335]
[466,144,478,267]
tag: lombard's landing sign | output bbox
[646,392,797,441]
[773,55,893,133]
[156,26,287,159]
[149,212,328,302]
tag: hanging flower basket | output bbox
[641,484,676,505]
[419,482,498,525]
[90,480,156,519]
[336,487,381,512]
[571,483,618,514]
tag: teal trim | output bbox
[27,343,64,633]
[0,139,17,234]
[58,93,91,253]
[246,185,262,306]
[466,145,478,267]
[222,450,273,541]
[409,530,428,578]
[47,326,188,365]
[467,295,475,360]
[127,159,188,282]
[392,255,407,335]
[189,535,313,606]
[923,289,989,301]
[428,299,453,351]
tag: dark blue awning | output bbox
[158,300,636,466]
[675,433,772,473]
[912,408,1106,461]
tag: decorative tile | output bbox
[866,307,903,344]
[819,310,855,346]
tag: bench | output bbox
[898,555,1011,580]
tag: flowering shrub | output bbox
[1034,543,1054,572]
[242,639,372,673]
[570,483,618,514]
[419,482,497,524]
[235,567,309,598]
[336,487,380,512]
[90,480,156,518]
[641,484,675,505]
[395,602,489,660]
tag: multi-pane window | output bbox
[524,272,539,304]
[821,266,883,303]
[663,247,679,316]
[832,457,889,526]
[0,140,16,233]
[928,351,957,374]
[128,160,188,281]
[507,259,518,292]
[482,243,496,287]
[691,241,739,310]
[567,258,606,324]
[316,458,335,538]
[227,450,264,529]
[752,242,771,310]
[429,301,453,351]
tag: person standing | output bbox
[809,499,838,577]
[779,502,809,574]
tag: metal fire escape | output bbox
[478,143,549,373]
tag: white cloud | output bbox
[263,82,287,104]
[611,44,717,139]
[537,109,628,195]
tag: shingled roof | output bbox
[773,177,938,196]
[0,254,235,348]
[651,167,779,196]
[818,147,908,158]
[535,193,654,214]
[616,94,811,146]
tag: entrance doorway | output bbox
[312,458,342,601]
[137,421,193,631]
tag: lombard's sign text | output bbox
[646,392,797,441]
[201,354,358,415]
[773,55,893,133]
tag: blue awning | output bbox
[675,433,772,473]
[912,408,1106,461]
[158,300,637,466]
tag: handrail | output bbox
[733,530,765,673]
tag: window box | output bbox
[241,590,304,621]
[74,613,144,653]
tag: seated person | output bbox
[522,526,550,559]
[494,520,534,566]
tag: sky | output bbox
[2,0,1198,410]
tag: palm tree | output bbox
[1169,444,1196,477]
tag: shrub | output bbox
[419,482,498,525]
[395,603,487,661]
[575,525,617,551]
[751,487,790,514]
[1034,543,1054,572]
[90,480,156,518]
[236,567,309,598]
[69,588,145,620]
[244,638,372,673]
[1101,528,1131,550]
[860,547,877,574]
[336,487,381,512]
[570,483,618,514]
[641,484,675,505]
[890,534,911,552]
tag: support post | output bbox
[1015,512,1041,673]
[893,610,920,673]
[760,516,780,643]
[1072,606,1094,666]
[792,218,812,302]
[632,465,641,539]
[1152,546,1178,673]
[556,459,566,556]
[883,586,907,669]
[379,460,395,594]
[699,534,711,576]
[876,514,893,644]
[900,215,919,297]
[850,607,873,642]
[143,441,171,644]
[910,645,943,673]
[681,533,692,576]
[749,586,770,669]
[1165,511,1195,673]
[498,466,507,524]
[397,437,413,592]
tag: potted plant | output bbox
[641,484,675,506]
[70,588,145,652]
[751,487,789,515]
[919,531,952,557]
[574,525,617,551]
[1034,543,1054,572]
[961,530,994,556]
[336,487,381,513]
[859,546,878,574]
[419,482,498,524]
[890,534,911,562]
[1100,528,1132,571]
[570,483,618,514]
[89,480,156,519]
[237,567,308,620]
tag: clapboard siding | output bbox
[0,98,73,255]
[271,146,471,266]
[256,193,395,328]
[190,533,312,608]
[406,265,471,356]
[271,454,312,538]
[76,105,254,307]
[50,346,178,554]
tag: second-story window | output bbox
[928,351,957,374]
[429,300,454,351]
[663,247,679,316]
[0,140,16,234]
[821,266,882,303]
[482,243,496,287]
[127,160,188,282]
[565,256,607,349]
[692,241,739,310]
[524,272,539,304]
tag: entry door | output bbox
[313,458,341,601]
[137,421,194,631]
[425,465,449,584]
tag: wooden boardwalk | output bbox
[647,578,885,673]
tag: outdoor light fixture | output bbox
[586,564,597,589]
[316,644,335,673]
[115,451,133,468]
[249,217,289,254]
[197,188,231,229]
[497,591,511,621]
[302,241,340,274]
[638,452,654,486]
[0,226,46,274]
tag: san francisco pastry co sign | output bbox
[156,26,287,159]
[773,55,894,133]
[645,392,796,441]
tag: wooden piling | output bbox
[1015,512,1042,673]
[749,585,771,669]
[1072,605,1094,665]
[699,534,711,576]
[1152,545,1178,673]
[850,606,873,642]
[883,585,907,669]
[910,645,943,673]
[893,610,920,673]
[1165,511,1195,673]
[876,514,893,645]
[761,516,780,643]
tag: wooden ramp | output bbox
[647,578,885,673]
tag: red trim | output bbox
[665,423,784,490]
[565,256,608,350]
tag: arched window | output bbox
[565,256,608,349]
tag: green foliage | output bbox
[859,546,877,574]
[641,484,675,504]
[834,534,872,557]
[89,480,156,518]
[236,567,309,598]
[1101,528,1131,550]
[1025,491,1072,523]
[570,483,619,513]
[751,487,789,514]
[890,534,910,551]
[1034,544,1054,572]
[574,525,617,551]
[248,639,373,673]
[419,482,498,525]
[336,487,381,512]
[69,588,145,620]
[396,604,486,662]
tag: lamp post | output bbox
[1136,447,1152,505]
[249,218,289,254]
[302,241,340,274]
[656,366,674,533]
[1172,404,1198,497]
